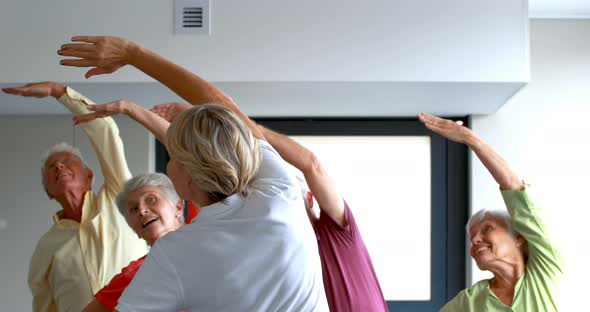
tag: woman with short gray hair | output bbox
[116,172,184,230]
[418,113,564,312]
[83,173,198,312]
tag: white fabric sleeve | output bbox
[57,86,132,196]
[116,243,184,312]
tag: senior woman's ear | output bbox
[175,200,184,218]
[516,234,525,245]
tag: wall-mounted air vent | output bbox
[175,0,210,35]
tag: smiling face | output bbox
[126,186,183,246]
[469,216,525,270]
[43,151,93,199]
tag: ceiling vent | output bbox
[175,0,210,35]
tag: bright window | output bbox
[291,136,432,301]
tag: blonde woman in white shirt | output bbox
[59,36,328,312]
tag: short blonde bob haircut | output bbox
[166,104,260,201]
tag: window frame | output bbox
[155,117,469,311]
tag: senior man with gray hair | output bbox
[2,82,148,312]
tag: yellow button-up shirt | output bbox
[27,87,148,312]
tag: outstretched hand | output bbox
[73,100,132,125]
[59,36,136,79]
[2,82,65,98]
[149,102,192,123]
[417,113,473,144]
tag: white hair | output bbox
[40,142,89,189]
[467,208,516,237]
[116,173,183,225]
[467,208,529,258]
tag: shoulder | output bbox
[122,256,147,275]
[28,226,65,281]
[463,279,490,296]
[317,200,353,230]
[255,139,295,181]
[441,289,470,311]
[149,228,194,257]
[442,280,489,310]
[33,225,67,255]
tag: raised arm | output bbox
[2,81,65,99]
[259,126,346,226]
[418,114,564,277]
[417,113,524,191]
[73,99,170,144]
[3,82,132,194]
[58,36,265,140]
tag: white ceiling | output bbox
[529,0,590,18]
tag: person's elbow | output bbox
[302,151,325,177]
[499,177,525,191]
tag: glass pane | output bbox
[291,136,432,301]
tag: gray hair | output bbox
[467,208,516,237]
[116,173,183,225]
[467,208,529,258]
[40,142,89,189]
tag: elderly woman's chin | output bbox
[473,253,494,270]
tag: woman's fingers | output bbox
[419,113,462,130]
[2,85,50,97]
[86,67,114,79]
[58,49,95,59]
[60,43,96,52]
[60,36,130,79]
[419,113,445,126]
[71,36,100,43]
[60,58,97,67]
[1,87,21,95]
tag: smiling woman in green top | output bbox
[418,113,564,312]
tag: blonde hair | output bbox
[166,104,260,201]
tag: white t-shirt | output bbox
[117,140,328,312]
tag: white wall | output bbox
[1,15,586,312]
[469,19,590,310]
[0,0,527,83]
[0,0,529,117]
[0,112,152,311]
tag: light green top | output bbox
[441,188,564,312]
